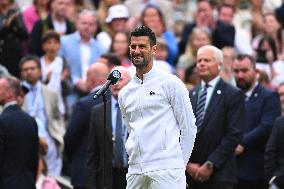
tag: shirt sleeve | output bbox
[165,76,197,167]
[118,91,131,133]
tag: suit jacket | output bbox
[265,116,284,188]
[64,91,110,187]
[237,84,281,180]
[86,100,114,189]
[29,14,74,56]
[59,32,103,86]
[59,32,104,106]
[188,79,245,184]
[23,84,65,154]
[0,104,39,189]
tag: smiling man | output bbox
[118,25,196,189]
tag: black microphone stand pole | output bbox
[103,91,107,189]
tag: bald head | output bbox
[86,62,109,91]
[110,66,131,98]
[0,76,21,105]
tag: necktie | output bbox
[114,103,124,167]
[195,85,208,127]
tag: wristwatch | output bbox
[205,161,214,171]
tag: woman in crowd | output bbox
[252,12,284,60]
[110,31,131,67]
[176,27,211,81]
[255,35,284,87]
[141,4,178,66]
[0,0,28,77]
[22,0,50,33]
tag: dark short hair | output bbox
[19,55,41,71]
[130,25,156,46]
[41,30,60,45]
[101,53,121,67]
[236,54,256,69]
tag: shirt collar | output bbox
[111,95,118,109]
[133,66,157,84]
[245,82,258,98]
[22,80,41,91]
[3,101,18,110]
[201,76,220,88]
[91,85,103,93]
[75,31,95,45]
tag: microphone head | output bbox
[108,70,121,85]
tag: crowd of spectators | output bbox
[1,0,284,188]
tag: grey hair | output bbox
[197,45,224,64]
[78,9,97,18]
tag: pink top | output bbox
[22,5,40,33]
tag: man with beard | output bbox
[118,25,197,189]
[233,54,281,189]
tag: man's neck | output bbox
[44,54,56,63]
[52,13,65,23]
[81,35,91,43]
[135,63,153,80]
[3,100,18,109]
[243,81,257,94]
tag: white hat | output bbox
[106,4,129,23]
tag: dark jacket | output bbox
[237,84,281,181]
[0,8,28,77]
[29,14,74,56]
[265,116,284,188]
[0,104,39,189]
[86,100,114,189]
[188,79,244,185]
[64,91,110,187]
[212,20,235,49]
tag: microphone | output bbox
[93,70,121,99]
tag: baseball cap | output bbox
[106,4,129,23]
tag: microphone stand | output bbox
[103,91,107,189]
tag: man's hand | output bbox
[186,163,200,179]
[194,162,213,182]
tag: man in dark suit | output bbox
[265,116,284,189]
[233,54,281,189]
[0,76,39,189]
[86,66,131,189]
[64,62,110,189]
[187,45,245,189]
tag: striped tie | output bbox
[195,85,208,127]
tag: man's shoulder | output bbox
[41,84,57,96]
[257,84,278,97]
[61,32,76,43]
[218,79,241,95]
[0,106,35,124]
